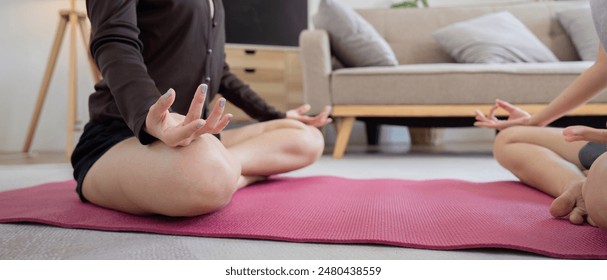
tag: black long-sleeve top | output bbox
[86,0,285,144]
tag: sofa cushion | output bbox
[312,0,398,67]
[432,11,559,63]
[557,6,599,61]
[330,62,599,105]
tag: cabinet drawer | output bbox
[222,46,302,121]
[245,82,287,99]
[225,49,286,70]
[230,67,285,83]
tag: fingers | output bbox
[149,88,175,118]
[165,111,230,147]
[474,109,497,128]
[185,84,231,135]
[286,105,332,127]
[495,99,518,113]
[475,108,499,123]
[191,97,231,136]
[204,97,226,129]
[563,125,607,143]
[147,85,234,147]
[299,105,333,127]
[315,105,331,121]
[474,109,488,122]
[474,122,499,129]
[145,89,176,137]
[474,109,484,120]
[321,105,332,116]
[184,84,208,124]
[164,119,206,146]
[183,85,231,133]
[562,126,585,142]
[209,114,232,134]
[487,105,499,121]
[296,104,312,115]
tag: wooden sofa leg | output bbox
[333,117,355,159]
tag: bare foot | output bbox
[236,175,267,189]
[550,180,592,226]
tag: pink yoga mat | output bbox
[0,176,606,259]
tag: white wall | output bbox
[1,0,532,152]
[1,0,93,153]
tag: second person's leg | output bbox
[493,126,587,197]
[493,126,593,223]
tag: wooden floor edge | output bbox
[331,104,607,117]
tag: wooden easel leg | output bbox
[67,11,78,158]
[333,117,355,159]
[22,16,69,153]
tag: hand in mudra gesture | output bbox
[474,99,532,130]
[286,104,332,127]
[145,84,232,147]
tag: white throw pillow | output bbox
[557,6,599,61]
[432,12,559,63]
[312,0,398,67]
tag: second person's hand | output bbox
[474,99,532,130]
[144,84,232,147]
[563,125,607,143]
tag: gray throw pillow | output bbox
[432,12,559,63]
[312,0,398,67]
[557,6,599,61]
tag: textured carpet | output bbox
[0,176,606,259]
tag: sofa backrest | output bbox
[357,2,589,64]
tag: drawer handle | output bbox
[244,68,256,74]
[244,49,256,55]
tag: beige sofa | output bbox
[299,2,607,158]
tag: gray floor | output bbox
[0,143,552,260]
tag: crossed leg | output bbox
[221,119,325,177]
[492,126,591,224]
[81,119,325,217]
[82,134,241,217]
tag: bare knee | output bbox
[493,127,526,167]
[290,124,325,164]
[300,125,325,160]
[162,137,241,216]
[270,119,325,163]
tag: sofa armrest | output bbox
[299,29,333,115]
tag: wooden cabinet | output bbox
[219,45,303,121]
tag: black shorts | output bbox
[579,142,607,170]
[71,119,136,202]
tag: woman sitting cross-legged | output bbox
[475,46,607,229]
[72,0,331,217]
